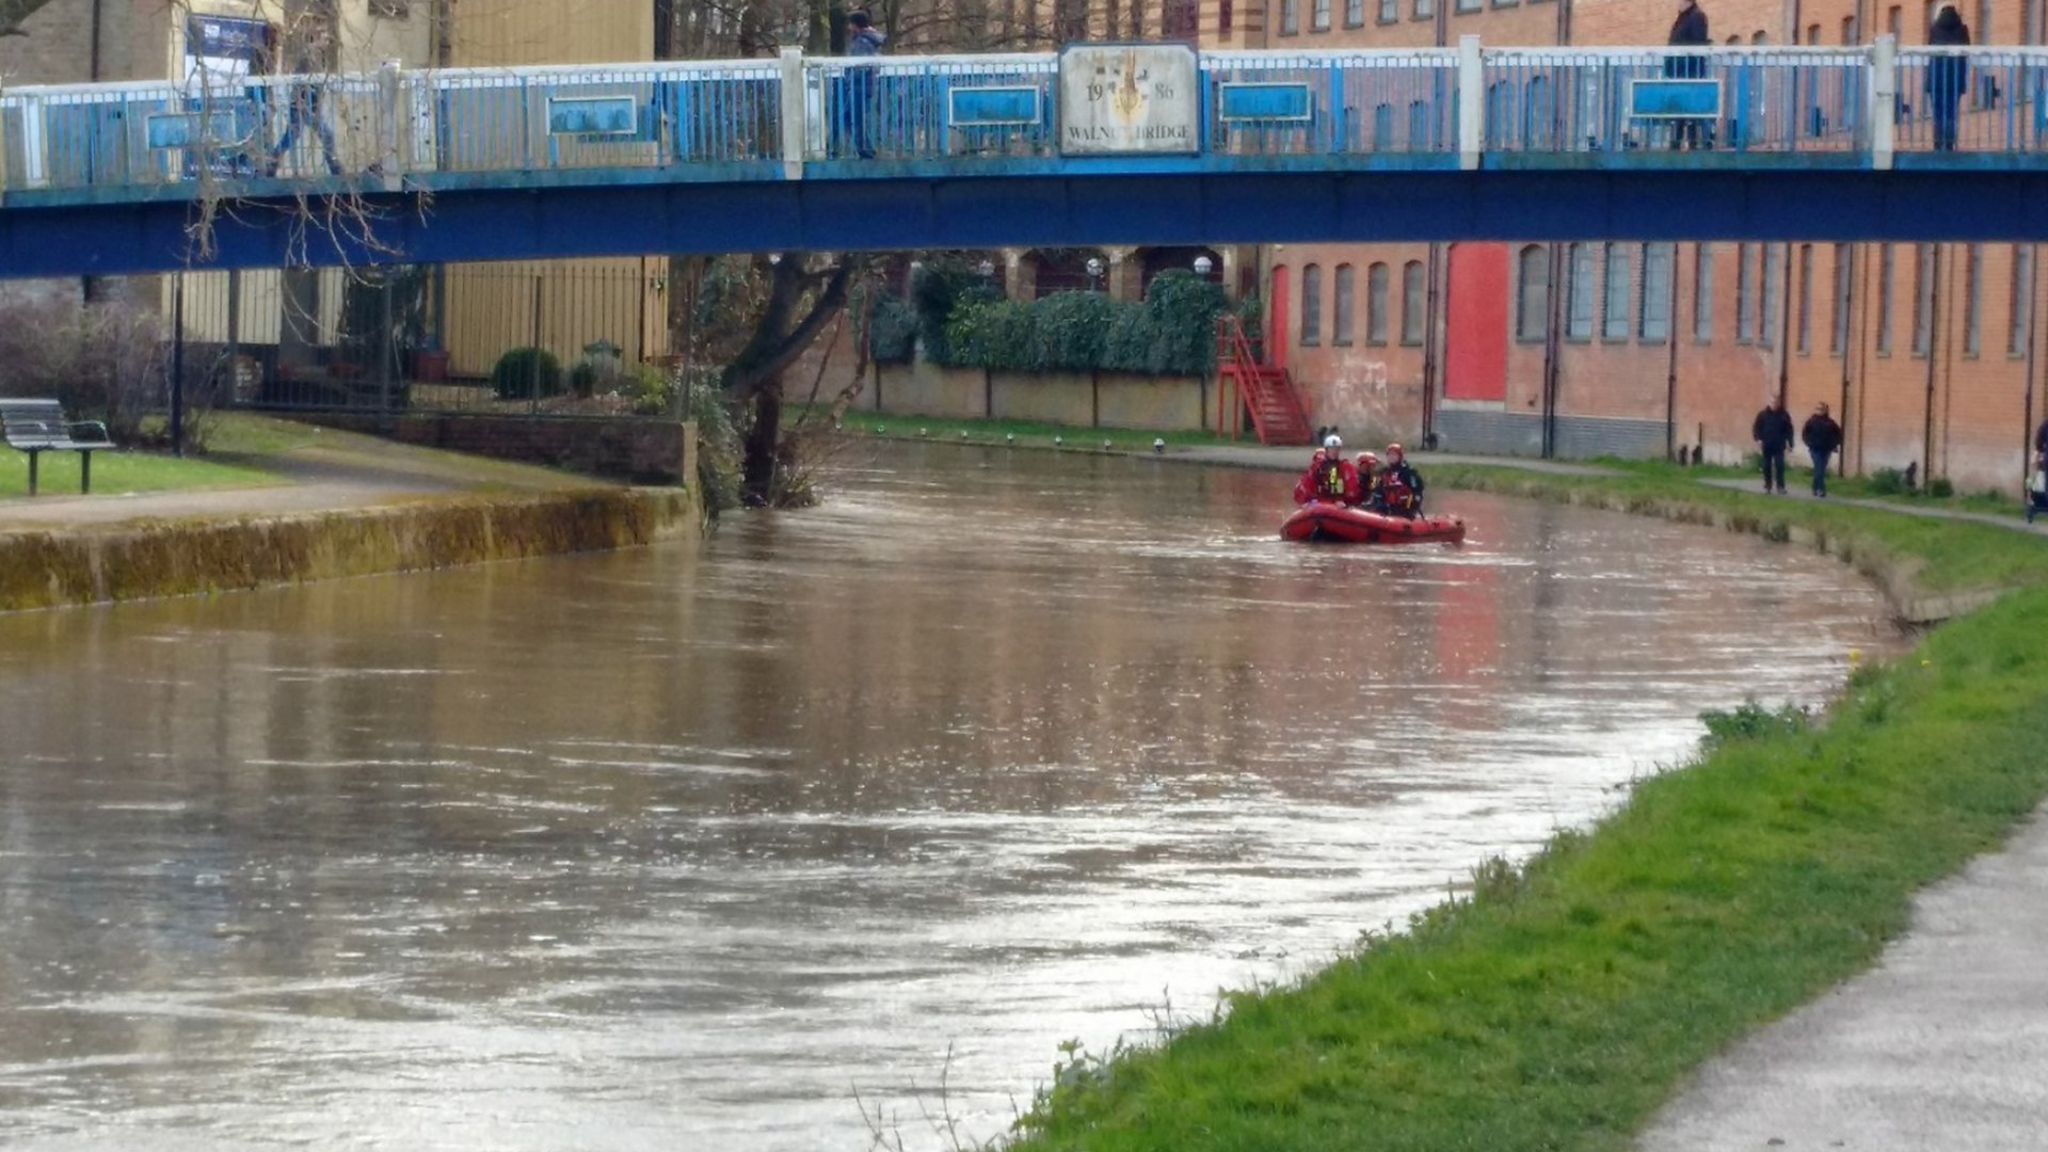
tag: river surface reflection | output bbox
[0,446,1891,1150]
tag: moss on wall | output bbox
[0,488,697,614]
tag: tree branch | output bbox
[723,257,855,396]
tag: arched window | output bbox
[1963,244,1982,357]
[1566,243,1595,341]
[1516,245,1549,344]
[1603,243,1631,341]
[2012,246,2035,358]
[1737,243,1756,343]
[1796,244,1815,355]
[1761,245,1782,349]
[1333,264,1356,345]
[1367,262,1390,345]
[1302,263,1323,345]
[1641,243,1674,343]
[1877,244,1895,355]
[1401,261,1426,345]
[1912,243,1935,357]
[1695,244,1715,344]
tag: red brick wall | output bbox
[1227,0,2048,490]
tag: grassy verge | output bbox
[1427,461,2048,600]
[802,406,1231,453]
[1605,456,2034,520]
[0,443,278,499]
[1007,465,2048,1152]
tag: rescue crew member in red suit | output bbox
[1379,442,1427,518]
[1293,434,1360,506]
[1355,451,1383,511]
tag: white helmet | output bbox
[1323,434,1343,451]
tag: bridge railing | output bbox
[1895,48,2048,154]
[1479,47,1868,156]
[1199,50,1459,158]
[804,53,1059,162]
[11,40,2048,202]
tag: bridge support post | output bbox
[376,60,405,191]
[1457,36,1483,172]
[1870,36,1897,171]
[779,48,806,180]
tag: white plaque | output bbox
[1058,44,1200,156]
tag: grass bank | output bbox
[0,441,278,499]
[805,406,1230,453]
[1007,462,2048,1152]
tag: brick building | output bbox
[1223,0,2047,493]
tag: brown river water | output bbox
[0,445,1892,1150]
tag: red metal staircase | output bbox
[1215,315,1313,446]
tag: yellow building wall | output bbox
[449,0,652,67]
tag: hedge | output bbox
[938,271,1229,376]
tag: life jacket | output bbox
[1317,461,1348,499]
[1382,470,1416,511]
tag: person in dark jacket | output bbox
[1666,0,1713,151]
[1927,5,1972,152]
[1801,402,1844,497]
[845,11,888,160]
[1381,443,1426,517]
[1753,397,1795,494]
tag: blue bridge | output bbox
[3,38,2048,277]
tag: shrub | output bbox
[945,297,1034,369]
[1138,270,1229,375]
[911,261,1001,364]
[1868,466,1910,495]
[868,294,920,364]
[1029,291,1118,373]
[491,347,564,400]
[0,286,166,443]
[1928,476,1956,499]
[1699,698,1811,752]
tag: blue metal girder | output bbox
[9,169,2048,278]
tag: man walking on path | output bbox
[1754,397,1795,494]
[1802,403,1844,497]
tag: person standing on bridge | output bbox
[1666,0,1714,151]
[846,11,888,161]
[1927,5,1972,152]
[1801,402,1843,498]
[1753,396,1795,495]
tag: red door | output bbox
[1268,265,1290,371]
[1444,243,1508,402]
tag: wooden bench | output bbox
[0,399,114,496]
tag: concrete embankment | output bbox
[0,487,698,614]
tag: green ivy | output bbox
[868,295,919,365]
[931,271,1229,377]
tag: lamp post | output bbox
[1193,254,1215,279]
[1085,256,1105,292]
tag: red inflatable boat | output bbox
[1280,501,1467,545]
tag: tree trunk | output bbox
[742,379,783,505]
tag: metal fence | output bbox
[12,41,2048,204]
[1895,49,2048,153]
[1480,47,1869,156]
[167,261,670,417]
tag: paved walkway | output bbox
[1638,805,2048,1152]
[1697,477,2048,539]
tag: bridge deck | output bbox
[2,39,2046,274]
